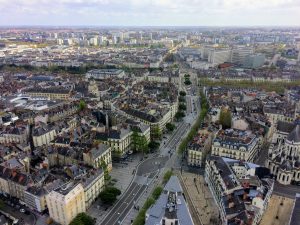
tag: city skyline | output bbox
[0,0,300,27]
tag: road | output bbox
[100,156,168,225]
[100,88,200,225]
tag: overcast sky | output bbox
[0,0,299,26]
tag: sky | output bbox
[0,0,299,27]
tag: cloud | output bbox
[0,0,299,26]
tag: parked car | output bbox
[20,209,25,213]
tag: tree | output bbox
[78,100,87,111]
[175,111,185,120]
[219,108,232,129]
[179,91,186,96]
[69,213,95,225]
[100,159,111,186]
[178,104,187,111]
[163,170,173,183]
[148,141,160,150]
[166,123,176,132]
[99,191,117,205]
[151,126,162,140]
[184,79,192,85]
[152,186,163,200]
[99,187,121,205]
[131,131,149,154]
[178,96,186,102]
[0,199,4,210]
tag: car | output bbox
[20,209,25,213]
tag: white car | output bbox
[20,208,25,213]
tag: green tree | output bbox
[0,199,4,210]
[69,213,95,225]
[219,108,232,129]
[78,100,87,111]
[178,104,187,111]
[152,186,163,200]
[148,141,160,150]
[175,111,185,121]
[151,126,162,140]
[98,187,121,205]
[179,91,186,96]
[178,96,186,102]
[166,123,176,132]
[131,131,149,154]
[100,159,111,186]
[163,170,173,183]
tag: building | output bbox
[187,131,211,167]
[83,143,112,170]
[145,176,194,225]
[81,169,105,209]
[243,54,265,69]
[208,49,232,65]
[267,121,300,185]
[289,193,300,225]
[212,129,260,162]
[32,124,57,147]
[231,46,254,65]
[46,182,85,225]
[205,156,274,225]
[24,87,71,100]
[86,69,125,80]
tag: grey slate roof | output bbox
[164,175,183,193]
[145,176,194,225]
[287,124,300,143]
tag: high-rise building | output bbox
[243,54,265,69]
[208,48,232,65]
[231,46,254,65]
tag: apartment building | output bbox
[205,156,274,225]
[83,143,112,170]
[187,131,211,167]
[32,123,57,147]
[24,87,71,100]
[86,69,125,80]
[81,169,105,209]
[211,129,260,162]
[46,182,85,225]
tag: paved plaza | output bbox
[180,171,219,225]
[260,195,294,225]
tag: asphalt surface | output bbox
[101,182,146,225]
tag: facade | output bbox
[187,131,211,167]
[46,182,85,225]
[32,124,57,147]
[243,54,265,69]
[24,88,71,100]
[231,46,254,65]
[83,143,112,170]
[208,49,232,65]
[212,129,260,162]
[205,156,274,225]
[86,69,125,80]
[81,169,105,209]
[145,176,194,225]
[267,121,300,185]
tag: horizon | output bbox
[0,0,299,27]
